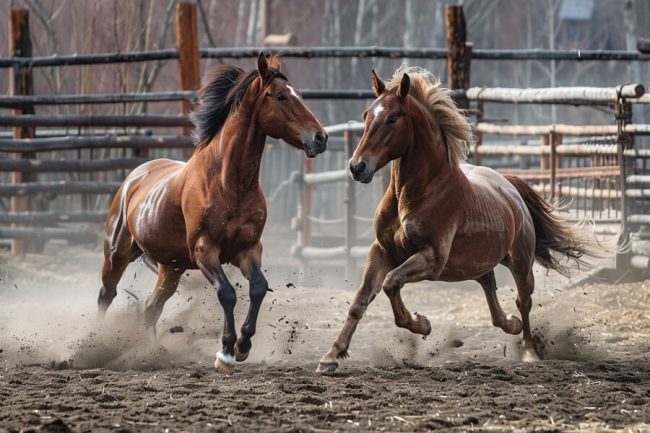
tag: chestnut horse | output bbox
[98,54,327,373]
[317,67,596,372]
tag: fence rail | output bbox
[3,47,650,69]
[0,181,120,197]
[0,114,192,128]
[0,157,151,172]
[0,91,197,108]
[467,84,646,105]
[0,135,194,152]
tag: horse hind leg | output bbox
[98,247,139,317]
[511,267,540,362]
[476,269,523,336]
[97,215,140,317]
[505,232,541,361]
[144,264,184,338]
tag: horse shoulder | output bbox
[374,188,399,246]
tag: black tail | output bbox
[506,175,603,277]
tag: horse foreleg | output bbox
[382,248,441,336]
[143,264,184,339]
[317,242,389,373]
[196,241,238,374]
[233,245,267,362]
[476,270,523,335]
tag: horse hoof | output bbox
[415,313,432,336]
[504,314,523,335]
[522,347,540,362]
[316,361,339,374]
[214,352,235,375]
[234,346,249,362]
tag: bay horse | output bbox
[97,54,327,374]
[317,67,596,372]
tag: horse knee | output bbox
[382,272,403,295]
[249,269,268,304]
[216,282,237,307]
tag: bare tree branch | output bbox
[197,0,216,47]
[143,0,177,92]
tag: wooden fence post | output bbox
[9,10,38,255]
[615,97,633,271]
[445,5,472,108]
[176,2,200,160]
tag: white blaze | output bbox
[373,102,384,118]
[287,85,299,99]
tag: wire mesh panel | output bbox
[554,136,620,223]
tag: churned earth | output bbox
[0,247,649,432]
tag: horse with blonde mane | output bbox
[318,67,597,372]
[97,54,327,374]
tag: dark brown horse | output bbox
[317,67,596,372]
[98,54,327,373]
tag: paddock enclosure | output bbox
[1,1,650,432]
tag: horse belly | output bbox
[440,229,510,281]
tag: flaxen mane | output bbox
[191,56,286,149]
[386,67,473,168]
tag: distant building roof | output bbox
[559,0,594,21]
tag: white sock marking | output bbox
[217,351,235,366]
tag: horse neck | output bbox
[390,107,466,208]
[195,104,266,196]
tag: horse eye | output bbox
[386,115,397,125]
[276,94,288,101]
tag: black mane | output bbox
[191,63,286,149]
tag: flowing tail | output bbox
[506,175,606,277]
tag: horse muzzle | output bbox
[303,130,328,158]
[349,159,375,183]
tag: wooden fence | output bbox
[2,4,650,278]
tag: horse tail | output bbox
[506,175,606,277]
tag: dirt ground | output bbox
[1,246,649,432]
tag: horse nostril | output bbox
[314,130,327,146]
[350,161,366,176]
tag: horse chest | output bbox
[378,216,425,257]
[206,206,266,250]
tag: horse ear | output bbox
[258,53,271,84]
[268,54,281,72]
[371,69,385,96]
[397,73,410,100]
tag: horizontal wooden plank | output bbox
[0,210,108,224]
[0,181,120,197]
[0,114,192,128]
[0,91,197,108]
[0,227,98,242]
[0,157,153,172]
[467,84,644,104]
[0,135,194,152]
